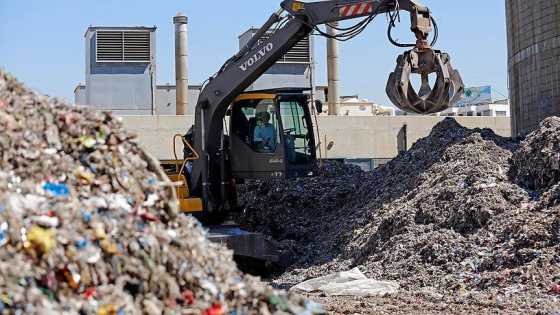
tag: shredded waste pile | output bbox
[0,70,325,314]
[237,117,560,313]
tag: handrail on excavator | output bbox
[172,134,200,176]
[311,100,323,168]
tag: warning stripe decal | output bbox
[339,2,373,17]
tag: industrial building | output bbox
[74,16,390,117]
[437,85,510,117]
[75,17,316,115]
[438,99,510,117]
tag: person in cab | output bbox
[253,111,277,152]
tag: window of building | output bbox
[496,111,507,117]
[482,110,492,116]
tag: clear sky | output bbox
[0,0,509,107]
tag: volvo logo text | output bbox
[239,43,274,71]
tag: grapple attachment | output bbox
[386,49,464,114]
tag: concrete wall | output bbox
[506,0,560,135]
[317,116,510,159]
[154,85,201,115]
[120,115,511,161]
[120,115,194,160]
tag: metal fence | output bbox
[325,158,394,172]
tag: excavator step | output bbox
[166,173,201,212]
[208,225,293,268]
[179,197,203,213]
[168,173,187,185]
[176,186,190,198]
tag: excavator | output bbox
[164,0,464,267]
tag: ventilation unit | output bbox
[83,26,156,114]
[257,33,311,63]
[96,30,151,62]
[239,28,314,92]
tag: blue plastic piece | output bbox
[43,183,69,196]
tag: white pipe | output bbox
[386,108,396,116]
[326,23,340,116]
[174,13,188,115]
[373,104,395,116]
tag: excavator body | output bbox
[161,0,465,268]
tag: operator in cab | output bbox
[254,112,277,152]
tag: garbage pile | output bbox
[237,117,560,312]
[510,116,560,199]
[0,69,323,314]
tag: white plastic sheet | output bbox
[290,267,399,297]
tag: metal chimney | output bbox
[174,13,188,115]
[326,22,340,116]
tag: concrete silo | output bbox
[506,0,560,136]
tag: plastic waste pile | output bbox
[237,117,560,312]
[0,69,324,315]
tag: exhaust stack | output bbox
[174,12,189,115]
[326,22,340,116]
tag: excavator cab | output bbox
[229,93,318,179]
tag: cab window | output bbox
[231,97,279,153]
[278,99,313,164]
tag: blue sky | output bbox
[0,0,508,106]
